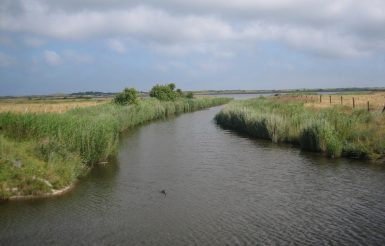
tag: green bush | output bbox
[114,87,138,105]
[186,92,194,99]
[149,84,178,101]
[168,83,176,91]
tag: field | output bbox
[275,92,385,111]
[215,93,385,162]
[0,97,231,199]
[0,98,110,113]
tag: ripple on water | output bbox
[2,106,385,245]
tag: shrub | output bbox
[149,84,178,101]
[168,83,176,91]
[114,87,138,105]
[186,92,194,99]
[176,89,183,97]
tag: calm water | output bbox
[1,98,385,245]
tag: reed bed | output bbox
[215,97,385,161]
[0,97,231,199]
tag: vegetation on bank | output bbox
[215,97,385,161]
[0,97,231,199]
[113,88,139,105]
[149,83,194,101]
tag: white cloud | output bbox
[241,23,370,58]
[107,39,126,54]
[44,50,61,65]
[1,0,385,58]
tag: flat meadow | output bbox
[278,91,385,111]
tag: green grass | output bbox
[0,135,85,199]
[215,97,385,160]
[0,97,231,199]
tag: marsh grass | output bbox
[0,97,231,199]
[0,135,85,199]
[215,97,385,161]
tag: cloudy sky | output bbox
[0,0,384,95]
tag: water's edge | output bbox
[5,103,226,201]
[2,95,385,245]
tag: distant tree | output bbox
[185,92,194,99]
[114,87,138,105]
[176,88,183,97]
[149,84,178,101]
[168,83,176,91]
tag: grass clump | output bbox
[0,135,85,199]
[215,97,385,161]
[299,120,342,158]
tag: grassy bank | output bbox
[0,97,231,199]
[215,97,385,161]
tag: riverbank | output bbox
[215,96,385,161]
[0,97,231,200]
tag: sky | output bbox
[0,0,384,96]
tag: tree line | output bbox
[114,83,194,105]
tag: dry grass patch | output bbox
[0,99,110,113]
[272,92,385,111]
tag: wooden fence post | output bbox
[329,95,331,104]
[341,96,343,105]
[367,101,370,112]
[352,97,355,108]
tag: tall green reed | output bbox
[215,97,384,160]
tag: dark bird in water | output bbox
[160,190,166,196]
